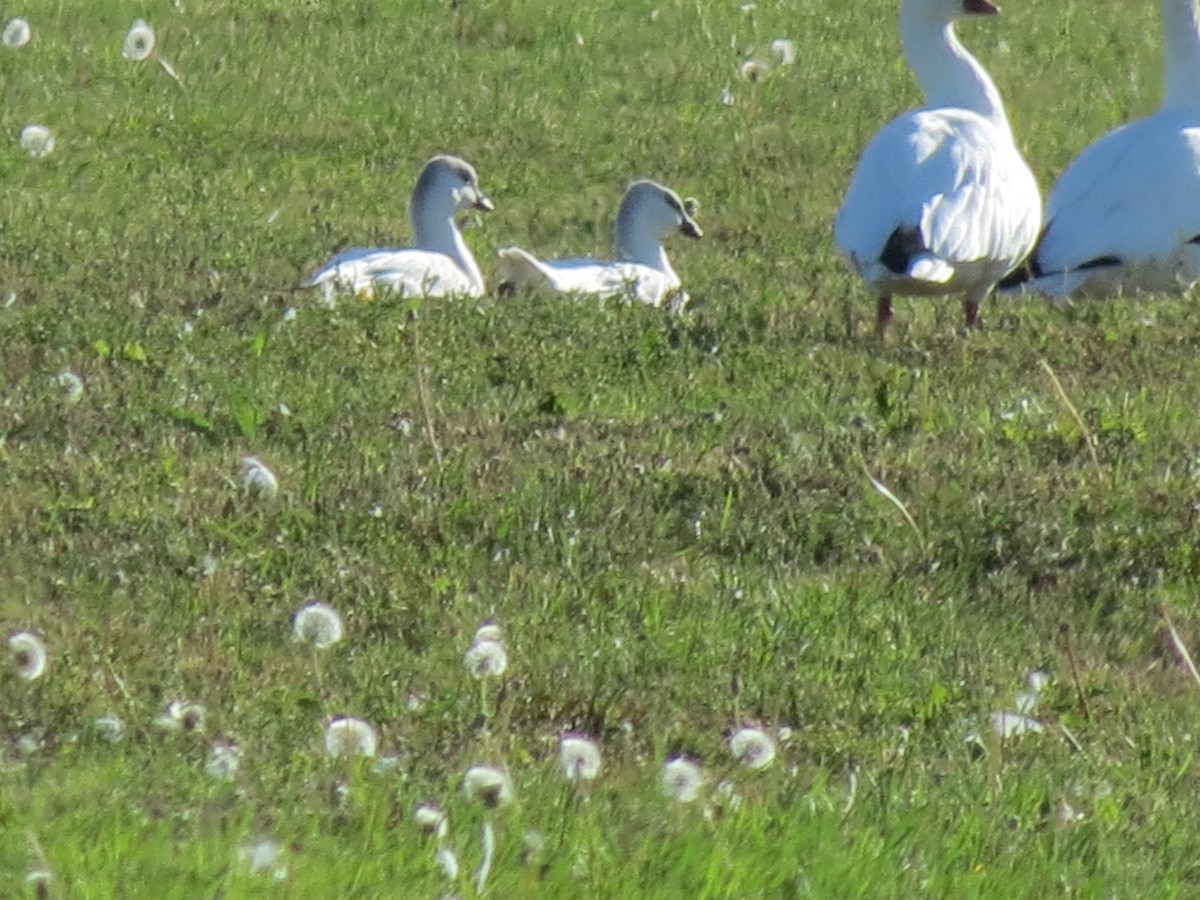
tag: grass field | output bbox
[4,0,1200,896]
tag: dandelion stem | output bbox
[476,819,495,895]
[1058,622,1091,720]
[860,459,927,551]
[1040,359,1103,485]
[410,310,444,469]
[1161,603,1200,696]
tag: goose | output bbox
[496,180,702,308]
[834,0,1042,333]
[1005,0,1200,299]
[309,155,493,302]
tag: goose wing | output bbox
[1030,115,1200,296]
[836,109,1041,288]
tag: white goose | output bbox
[834,0,1041,333]
[496,180,702,308]
[309,155,493,302]
[1010,0,1200,299]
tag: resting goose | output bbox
[1008,0,1200,298]
[834,0,1041,333]
[310,155,493,302]
[496,180,702,308]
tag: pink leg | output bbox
[876,295,893,337]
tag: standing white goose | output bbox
[1009,0,1200,299]
[834,0,1041,333]
[309,155,493,302]
[496,180,702,308]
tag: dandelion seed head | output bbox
[559,735,602,781]
[738,58,769,81]
[473,621,504,645]
[241,455,278,498]
[123,19,156,61]
[93,714,125,743]
[719,87,735,106]
[292,601,343,650]
[729,727,777,770]
[240,838,286,880]
[435,847,459,880]
[463,639,508,679]
[54,369,84,403]
[205,742,243,780]
[24,870,51,897]
[324,716,377,758]
[3,17,31,48]
[156,699,206,733]
[661,757,704,803]
[770,38,796,65]
[8,631,47,681]
[463,763,513,808]
[1027,669,1050,694]
[414,803,449,839]
[19,124,54,158]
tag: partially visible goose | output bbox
[1007,0,1200,298]
[834,0,1041,333]
[496,180,702,308]
[309,155,493,302]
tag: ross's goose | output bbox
[834,0,1042,333]
[496,180,702,308]
[309,155,493,302]
[1006,0,1200,299]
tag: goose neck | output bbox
[412,207,485,292]
[1161,0,1200,112]
[900,13,1009,132]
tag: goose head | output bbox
[412,155,494,223]
[615,180,702,263]
[902,0,998,25]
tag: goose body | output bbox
[1012,0,1200,299]
[497,180,702,308]
[310,155,493,302]
[834,0,1041,332]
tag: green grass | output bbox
[3,0,1200,896]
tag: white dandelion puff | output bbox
[414,804,449,840]
[990,711,1044,739]
[8,631,47,681]
[123,18,156,61]
[729,727,777,770]
[155,699,206,733]
[435,847,459,881]
[54,369,84,404]
[473,621,504,645]
[770,38,796,65]
[559,735,602,781]
[205,742,243,780]
[324,716,377,758]
[292,601,343,650]
[24,870,51,894]
[719,87,735,107]
[464,639,508,679]
[92,714,125,743]
[241,455,278,498]
[738,58,769,82]
[661,757,704,803]
[19,124,54,158]
[240,838,287,880]
[463,763,514,808]
[3,17,31,48]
